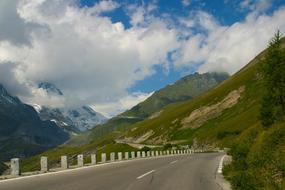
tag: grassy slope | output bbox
[68,72,228,145]
[123,52,262,146]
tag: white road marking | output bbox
[217,155,226,174]
[137,170,155,179]
[170,160,178,164]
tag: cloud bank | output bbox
[0,0,285,116]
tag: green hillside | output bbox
[115,37,285,189]
[68,72,228,145]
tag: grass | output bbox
[0,162,8,175]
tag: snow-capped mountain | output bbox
[34,82,107,133]
[62,106,107,132]
[0,84,69,160]
[38,82,63,95]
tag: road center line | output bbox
[170,160,178,164]
[137,170,155,179]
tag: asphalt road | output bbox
[0,153,225,190]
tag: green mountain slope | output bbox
[70,72,228,145]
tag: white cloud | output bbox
[91,92,153,117]
[239,0,272,12]
[0,0,178,115]
[174,7,285,74]
[182,0,191,7]
[0,0,285,116]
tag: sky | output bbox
[0,0,285,117]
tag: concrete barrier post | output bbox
[142,151,146,158]
[61,156,68,169]
[91,154,96,165]
[155,151,159,156]
[41,156,48,172]
[160,151,162,156]
[131,151,135,159]
[151,151,155,157]
[10,158,20,176]
[77,154,84,167]
[137,151,141,158]
[101,153,106,163]
[118,152,122,161]
[110,152,115,162]
[147,151,150,157]
[167,150,170,155]
[125,152,129,160]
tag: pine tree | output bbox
[260,31,285,127]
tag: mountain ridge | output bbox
[35,82,107,133]
[67,72,229,145]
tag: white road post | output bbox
[125,152,129,160]
[118,152,122,161]
[11,158,20,176]
[41,156,48,172]
[131,151,135,159]
[77,154,84,167]
[147,151,150,157]
[61,156,68,170]
[110,152,115,162]
[137,151,141,158]
[101,153,106,163]
[91,154,96,165]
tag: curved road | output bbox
[0,153,226,190]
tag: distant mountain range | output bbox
[0,84,69,161]
[35,82,107,134]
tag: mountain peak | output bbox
[0,84,21,105]
[0,84,8,96]
[38,82,63,96]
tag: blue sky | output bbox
[0,0,285,116]
[79,0,285,94]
